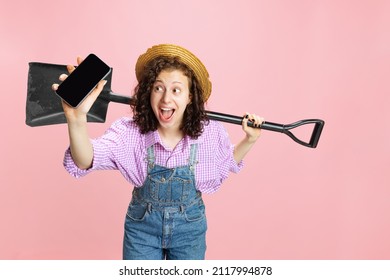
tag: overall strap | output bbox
[146,145,155,170]
[189,143,198,170]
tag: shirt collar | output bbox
[144,130,204,150]
[144,130,160,149]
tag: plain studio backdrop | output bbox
[1,0,389,259]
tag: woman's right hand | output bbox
[51,56,107,123]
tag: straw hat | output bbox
[135,44,212,102]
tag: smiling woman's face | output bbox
[150,69,192,134]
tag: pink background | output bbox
[1,0,389,259]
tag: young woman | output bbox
[52,44,264,260]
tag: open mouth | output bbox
[160,108,175,121]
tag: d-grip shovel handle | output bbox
[206,111,325,148]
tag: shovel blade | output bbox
[26,62,112,127]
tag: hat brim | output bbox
[135,44,212,102]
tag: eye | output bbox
[154,85,164,92]
[172,87,181,94]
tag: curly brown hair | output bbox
[131,56,209,139]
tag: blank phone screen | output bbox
[56,54,111,107]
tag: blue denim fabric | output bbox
[123,144,207,260]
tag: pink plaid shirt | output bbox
[63,117,243,194]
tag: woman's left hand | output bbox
[233,112,265,163]
[241,112,265,143]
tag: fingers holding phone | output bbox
[51,56,83,90]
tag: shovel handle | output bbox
[206,111,325,148]
[103,94,325,148]
[106,91,133,105]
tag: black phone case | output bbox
[56,54,111,107]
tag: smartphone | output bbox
[56,53,111,107]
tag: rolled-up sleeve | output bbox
[196,121,244,194]
[63,118,128,178]
[215,122,244,178]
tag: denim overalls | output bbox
[123,143,207,260]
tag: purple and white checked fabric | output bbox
[63,117,243,194]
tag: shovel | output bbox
[26,62,325,148]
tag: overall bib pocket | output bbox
[148,177,191,202]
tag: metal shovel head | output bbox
[26,62,113,127]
